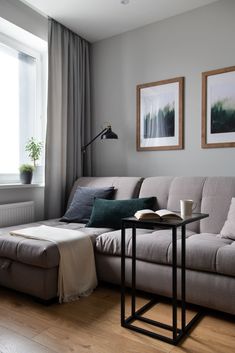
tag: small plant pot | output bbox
[20,171,33,184]
[32,165,43,184]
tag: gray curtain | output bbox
[45,19,91,219]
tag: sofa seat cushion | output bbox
[96,230,235,277]
[0,235,60,269]
[0,219,113,269]
[216,242,235,277]
[96,228,195,265]
[168,233,232,273]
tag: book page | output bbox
[136,209,155,215]
[156,209,181,219]
[134,209,158,220]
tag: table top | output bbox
[122,213,209,228]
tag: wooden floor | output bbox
[0,285,234,353]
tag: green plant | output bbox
[25,137,43,167]
[19,164,34,173]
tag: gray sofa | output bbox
[0,176,235,315]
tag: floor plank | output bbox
[0,325,56,353]
[0,306,51,339]
[0,286,234,353]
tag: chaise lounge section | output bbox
[0,176,235,315]
[0,177,142,301]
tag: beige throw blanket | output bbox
[10,225,98,303]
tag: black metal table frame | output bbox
[121,214,209,345]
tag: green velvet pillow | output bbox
[86,197,156,229]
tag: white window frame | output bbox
[0,32,47,184]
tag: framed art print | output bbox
[136,77,184,151]
[202,66,235,148]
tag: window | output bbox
[0,23,47,184]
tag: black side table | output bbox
[121,213,209,345]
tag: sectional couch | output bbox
[0,176,235,315]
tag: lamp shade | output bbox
[101,125,118,139]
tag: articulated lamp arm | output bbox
[81,128,107,153]
[81,125,118,153]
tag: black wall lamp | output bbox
[81,124,118,153]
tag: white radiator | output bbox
[0,201,35,228]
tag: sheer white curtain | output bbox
[0,42,44,183]
[45,19,91,219]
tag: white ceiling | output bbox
[21,0,218,42]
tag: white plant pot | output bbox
[32,166,44,184]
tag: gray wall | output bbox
[91,0,235,177]
[0,0,47,221]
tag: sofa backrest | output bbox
[167,177,206,232]
[140,176,206,232]
[200,177,235,234]
[139,176,174,210]
[68,177,143,207]
[140,176,235,234]
[69,176,235,234]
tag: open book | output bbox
[134,209,183,221]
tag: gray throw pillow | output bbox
[61,186,115,223]
[220,198,235,240]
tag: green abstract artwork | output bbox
[211,98,235,134]
[143,103,175,138]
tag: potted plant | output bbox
[19,164,34,184]
[25,137,43,183]
[19,138,43,184]
[25,137,43,168]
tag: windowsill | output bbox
[0,183,44,190]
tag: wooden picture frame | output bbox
[202,66,235,148]
[136,77,184,151]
